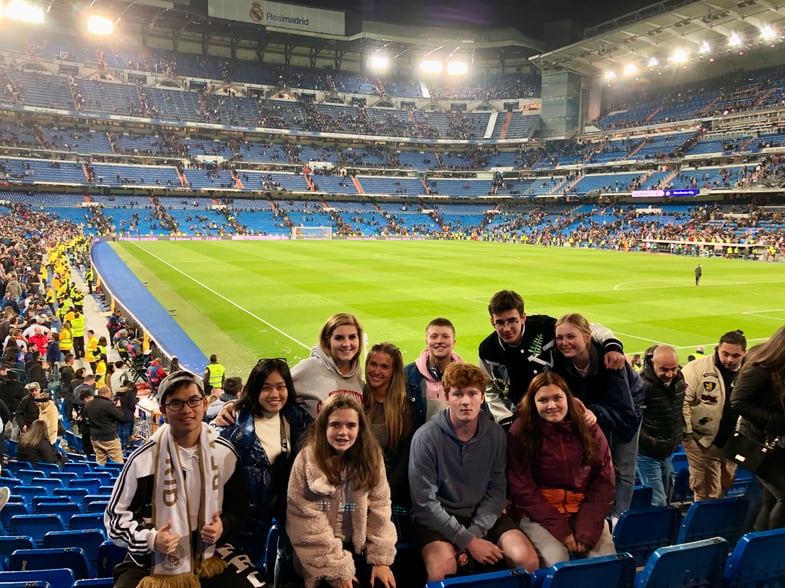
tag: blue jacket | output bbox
[220,404,312,560]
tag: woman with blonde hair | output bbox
[363,342,416,506]
[292,313,365,417]
[287,393,397,588]
[214,313,365,424]
[552,312,644,517]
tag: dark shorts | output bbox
[414,513,519,553]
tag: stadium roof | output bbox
[531,0,785,77]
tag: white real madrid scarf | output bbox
[138,423,225,588]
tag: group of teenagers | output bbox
[102,289,785,588]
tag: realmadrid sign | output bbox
[248,1,310,26]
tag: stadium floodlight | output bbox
[87,14,115,36]
[446,60,468,75]
[648,56,659,68]
[603,70,616,81]
[368,54,389,71]
[728,31,743,48]
[698,40,712,55]
[3,0,45,23]
[419,60,443,74]
[760,24,777,42]
[623,63,638,76]
[670,48,689,64]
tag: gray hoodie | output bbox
[291,346,364,418]
[408,408,508,550]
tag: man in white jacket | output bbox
[682,330,747,501]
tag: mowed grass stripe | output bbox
[111,240,785,376]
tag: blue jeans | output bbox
[117,421,134,449]
[637,454,674,507]
[611,426,640,515]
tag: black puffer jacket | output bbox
[639,362,687,459]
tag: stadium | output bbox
[1,0,785,585]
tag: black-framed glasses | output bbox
[493,318,520,328]
[164,396,204,412]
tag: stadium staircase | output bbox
[643,106,662,124]
[659,169,679,188]
[754,88,775,108]
[81,163,92,183]
[351,176,364,194]
[304,173,315,191]
[626,138,650,159]
[498,111,513,140]
[698,95,721,116]
[231,169,244,190]
[176,167,188,187]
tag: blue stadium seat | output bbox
[0,581,51,588]
[676,497,748,545]
[33,463,63,476]
[53,488,89,504]
[533,553,635,588]
[48,472,79,484]
[97,541,127,578]
[81,495,109,512]
[32,496,73,508]
[8,547,94,580]
[68,479,101,494]
[62,462,91,477]
[69,513,106,536]
[613,506,681,567]
[44,530,106,571]
[31,477,66,495]
[0,504,29,529]
[73,579,114,587]
[425,568,531,587]
[16,470,45,485]
[723,527,785,587]
[82,472,113,485]
[630,485,653,510]
[0,535,35,570]
[36,502,82,524]
[0,567,75,588]
[13,485,49,506]
[636,537,728,588]
[8,514,67,543]
[84,501,109,514]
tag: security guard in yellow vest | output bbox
[203,354,226,395]
[70,306,86,359]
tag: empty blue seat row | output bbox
[426,528,785,588]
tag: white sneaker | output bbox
[0,486,9,512]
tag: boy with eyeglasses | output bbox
[105,371,267,588]
[478,290,625,425]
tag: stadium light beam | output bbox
[87,14,115,36]
[648,56,659,68]
[446,60,467,75]
[603,70,616,81]
[728,31,743,48]
[698,40,711,55]
[670,48,689,65]
[368,54,390,71]
[4,0,45,23]
[623,63,638,76]
[419,60,442,74]
[760,24,777,42]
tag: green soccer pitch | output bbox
[111,239,785,376]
